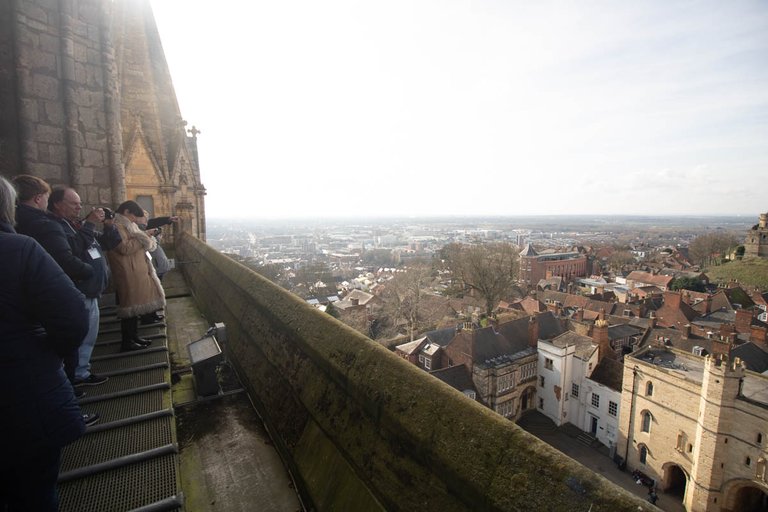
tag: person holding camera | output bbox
[108,201,166,351]
[14,177,119,395]
[137,212,176,324]
[47,187,121,387]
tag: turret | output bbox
[688,355,745,511]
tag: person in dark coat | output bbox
[48,186,121,386]
[13,176,94,282]
[0,176,89,511]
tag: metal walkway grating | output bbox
[58,295,182,511]
[58,454,179,512]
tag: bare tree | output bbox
[378,261,436,341]
[607,250,636,271]
[689,233,741,267]
[444,242,519,316]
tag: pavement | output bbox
[517,411,686,512]
[164,269,302,512]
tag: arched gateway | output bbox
[721,480,768,512]
[662,463,688,503]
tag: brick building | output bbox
[518,244,588,287]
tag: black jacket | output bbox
[50,215,121,298]
[146,216,174,230]
[0,223,89,459]
[15,204,93,282]
[16,204,121,298]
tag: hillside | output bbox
[705,257,768,290]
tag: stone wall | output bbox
[1,0,123,206]
[178,233,653,512]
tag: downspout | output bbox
[623,365,639,468]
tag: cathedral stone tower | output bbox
[745,213,768,258]
[0,0,205,241]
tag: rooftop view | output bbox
[1,1,767,512]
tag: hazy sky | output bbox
[150,0,768,219]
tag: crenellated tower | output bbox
[745,212,768,258]
[688,354,746,511]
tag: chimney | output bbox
[528,315,539,348]
[750,325,767,349]
[574,308,584,322]
[710,337,732,358]
[682,324,691,339]
[649,310,657,328]
[598,307,606,321]
[719,323,737,341]
[593,319,614,360]
[704,295,712,315]
[735,309,753,334]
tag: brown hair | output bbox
[11,174,51,202]
[117,200,144,217]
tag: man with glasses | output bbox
[47,187,121,390]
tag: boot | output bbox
[120,318,144,352]
[131,316,152,346]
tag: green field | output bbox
[705,257,768,290]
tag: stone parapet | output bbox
[177,233,652,512]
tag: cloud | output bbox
[152,0,768,218]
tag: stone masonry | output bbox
[0,0,205,241]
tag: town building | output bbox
[518,244,588,287]
[618,347,768,511]
[537,320,624,451]
[395,313,567,422]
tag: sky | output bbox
[149,0,768,219]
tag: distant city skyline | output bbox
[151,0,768,219]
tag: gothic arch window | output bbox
[641,411,653,433]
[639,444,649,464]
[646,381,654,396]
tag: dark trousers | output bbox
[63,349,78,383]
[0,447,62,511]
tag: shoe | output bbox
[140,313,165,325]
[134,337,152,346]
[74,388,86,399]
[82,413,100,427]
[74,374,109,386]
[120,340,145,352]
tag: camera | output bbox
[103,207,115,220]
[154,226,162,235]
